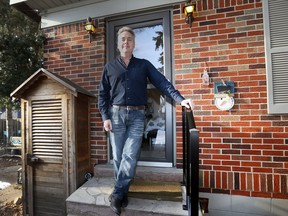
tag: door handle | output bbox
[30,156,39,163]
[27,154,40,165]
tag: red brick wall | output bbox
[42,0,288,199]
[43,18,107,170]
[173,0,288,199]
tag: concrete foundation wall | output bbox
[200,192,288,216]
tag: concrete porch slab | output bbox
[66,177,190,216]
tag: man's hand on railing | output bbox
[181,98,194,110]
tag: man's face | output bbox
[117,31,135,56]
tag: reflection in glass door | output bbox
[133,25,166,161]
[107,11,173,166]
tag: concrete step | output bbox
[66,177,189,216]
[94,164,183,182]
[67,166,208,216]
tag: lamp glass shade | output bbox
[85,23,95,32]
[184,5,195,15]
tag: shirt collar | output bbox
[118,55,134,67]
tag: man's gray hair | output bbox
[117,26,135,37]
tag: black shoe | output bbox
[109,193,128,207]
[122,195,128,208]
[110,196,122,215]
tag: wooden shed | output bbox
[11,68,95,216]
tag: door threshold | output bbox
[137,161,173,167]
[109,160,173,168]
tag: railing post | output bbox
[189,128,199,216]
[182,107,188,210]
[182,107,200,216]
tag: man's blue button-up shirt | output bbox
[98,56,185,121]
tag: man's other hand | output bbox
[181,99,194,110]
[104,119,112,131]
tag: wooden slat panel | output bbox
[31,98,63,159]
[34,201,65,216]
[34,164,64,181]
[33,163,65,215]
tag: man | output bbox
[98,26,193,215]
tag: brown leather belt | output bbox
[113,105,145,110]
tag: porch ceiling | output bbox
[10,0,184,27]
[10,0,107,22]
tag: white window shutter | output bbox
[263,0,288,114]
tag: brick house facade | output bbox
[39,0,288,201]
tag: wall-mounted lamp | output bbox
[84,17,96,43]
[183,1,196,27]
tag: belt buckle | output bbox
[126,106,133,110]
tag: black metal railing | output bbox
[182,107,200,216]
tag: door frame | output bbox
[106,9,176,167]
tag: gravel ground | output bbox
[0,155,22,216]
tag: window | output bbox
[263,0,288,114]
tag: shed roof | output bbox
[10,68,95,98]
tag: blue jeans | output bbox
[109,106,145,199]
